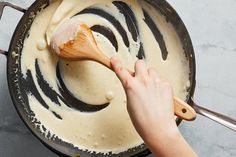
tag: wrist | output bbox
[142,121,180,147]
[143,122,198,157]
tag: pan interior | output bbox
[8,0,195,156]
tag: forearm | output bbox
[143,125,198,157]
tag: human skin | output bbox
[110,56,198,157]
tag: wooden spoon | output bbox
[52,24,196,121]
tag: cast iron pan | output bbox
[0,0,235,157]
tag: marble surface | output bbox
[0,0,236,156]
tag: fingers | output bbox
[111,56,161,85]
[111,56,132,86]
[135,60,161,83]
[135,60,148,78]
[148,67,160,81]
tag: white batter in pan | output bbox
[21,0,190,154]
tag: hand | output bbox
[111,56,198,157]
[111,56,177,138]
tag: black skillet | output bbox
[0,0,236,157]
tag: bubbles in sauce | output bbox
[37,39,47,51]
[106,91,115,101]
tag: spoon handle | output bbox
[174,97,196,121]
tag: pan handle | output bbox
[0,49,7,56]
[0,1,26,56]
[0,1,26,17]
[190,99,236,131]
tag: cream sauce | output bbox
[21,0,190,154]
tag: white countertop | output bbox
[0,0,236,156]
